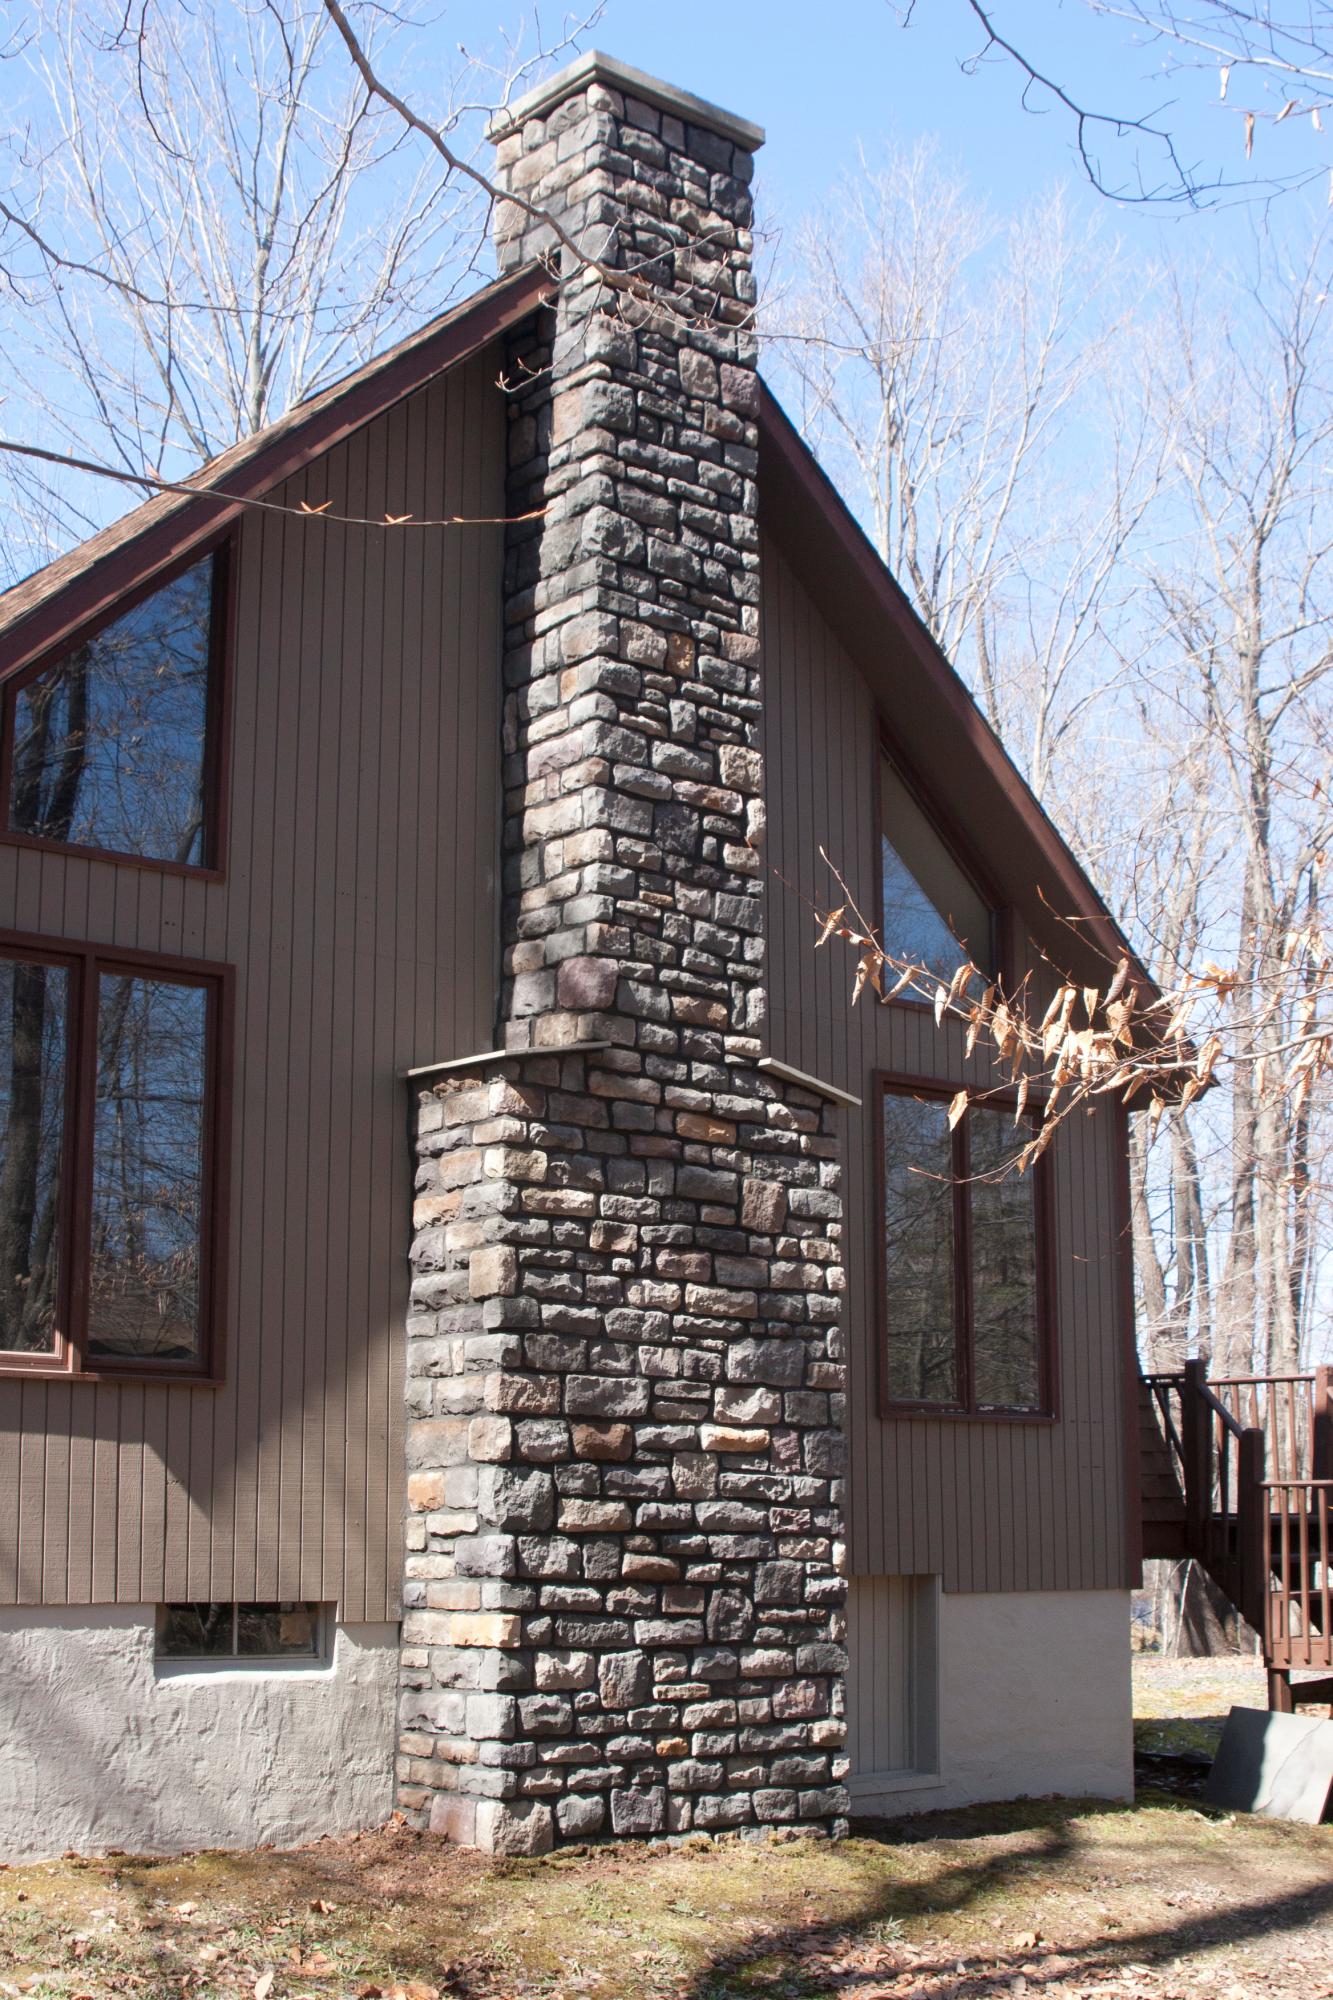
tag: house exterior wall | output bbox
[846,1587,1134,1814]
[760,525,1135,1594]
[0,345,507,1618]
[0,1607,398,1859]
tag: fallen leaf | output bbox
[254,1972,274,2000]
[310,1899,335,1914]
[174,1901,198,1916]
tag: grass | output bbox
[1,1662,1329,1999]
[1,1792,1330,2000]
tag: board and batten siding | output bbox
[0,344,506,1615]
[760,525,1133,1593]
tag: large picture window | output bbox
[1,545,228,872]
[878,1077,1053,1417]
[0,935,229,1378]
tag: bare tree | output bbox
[0,0,596,574]
[769,142,1164,819]
[924,0,1333,205]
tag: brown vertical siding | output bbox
[761,528,1130,1593]
[0,344,507,1615]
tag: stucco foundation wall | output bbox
[0,1609,398,1861]
[851,1588,1133,1816]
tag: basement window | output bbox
[156,1602,329,1664]
[2,543,229,872]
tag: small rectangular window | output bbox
[3,545,227,871]
[0,935,229,1379]
[879,1078,1052,1417]
[157,1603,327,1663]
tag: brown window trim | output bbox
[0,532,235,882]
[0,929,232,1384]
[873,727,1013,1010]
[874,1069,1058,1423]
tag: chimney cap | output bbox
[486,49,765,153]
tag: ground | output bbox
[1,1662,1329,2000]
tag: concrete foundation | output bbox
[847,1587,1133,1815]
[0,1607,398,1860]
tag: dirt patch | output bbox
[1,1792,1330,2000]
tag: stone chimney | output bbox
[396,54,848,1855]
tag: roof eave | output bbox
[756,379,1163,1013]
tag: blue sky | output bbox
[460,0,1328,257]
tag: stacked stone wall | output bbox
[397,1055,847,1851]
[396,58,850,1850]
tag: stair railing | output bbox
[1180,1358,1268,1629]
[1260,1476,1333,1671]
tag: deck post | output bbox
[1237,1427,1268,1640]
[1181,1358,1208,1549]
[1314,1365,1332,1480]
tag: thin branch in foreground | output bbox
[0,437,546,532]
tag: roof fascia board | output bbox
[756,379,1158,1004]
[0,263,552,681]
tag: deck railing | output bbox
[1139,1360,1333,1698]
[1262,1477,1333,1671]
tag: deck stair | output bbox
[1139,1362,1333,1711]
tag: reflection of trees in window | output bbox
[0,957,67,1353]
[883,1093,958,1404]
[88,974,206,1362]
[881,1082,1048,1415]
[8,554,216,865]
[969,1106,1040,1410]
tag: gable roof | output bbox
[0,262,551,678]
[0,258,1153,1008]
[755,382,1158,1005]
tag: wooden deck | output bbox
[1139,1364,1333,1710]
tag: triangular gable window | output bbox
[880,753,992,984]
[4,549,224,869]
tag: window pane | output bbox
[88,974,207,1362]
[157,1603,232,1657]
[10,555,215,864]
[969,1106,1042,1410]
[0,957,67,1353]
[881,756,991,982]
[236,1603,321,1657]
[883,1092,958,1404]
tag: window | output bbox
[879,1078,1052,1416]
[2,545,228,871]
[0,935,230,1377]
[156,1603,328,1665]
[879,752,993,986]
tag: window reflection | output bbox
[969,1106,1041,1409]
[883,1092,958,1405]
[9,554,216,865]
[0,956,66,1353]
[88,973,207,1361]
[881,755,992,984]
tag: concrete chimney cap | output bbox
[486,49,765,153]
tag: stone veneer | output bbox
[395,53,850,1853]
